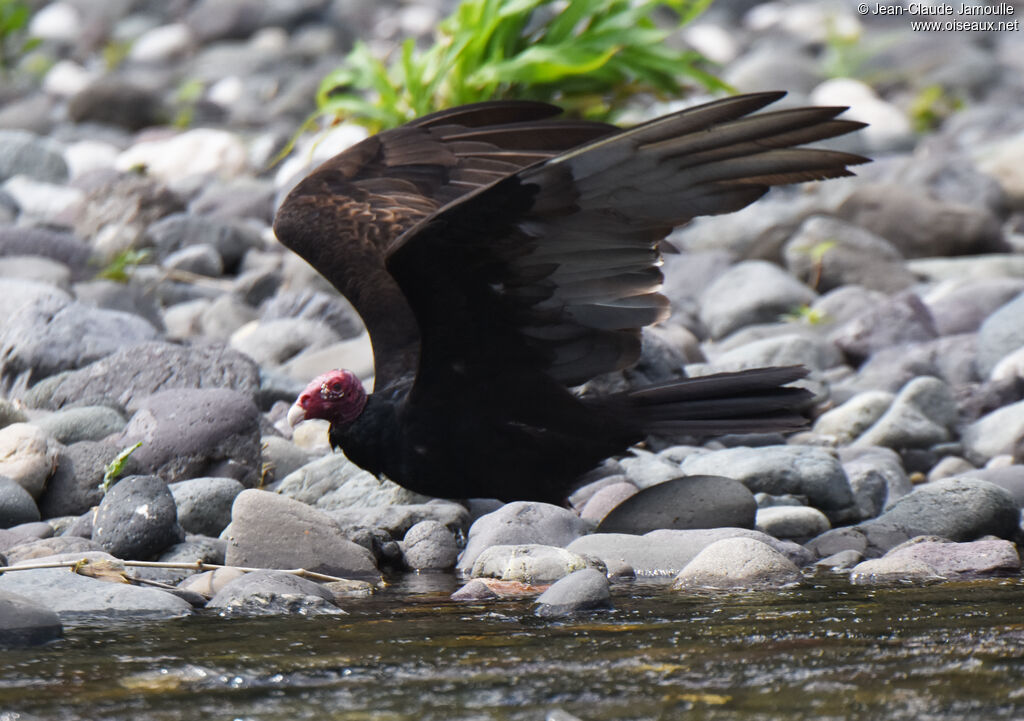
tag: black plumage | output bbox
[275,92,867,503]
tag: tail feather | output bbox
[592,365,813,436]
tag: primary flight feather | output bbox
[274,92,867,503]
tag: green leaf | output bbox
[100,441,143,494]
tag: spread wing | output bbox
[386,92,869,393]
[273,101,616,385]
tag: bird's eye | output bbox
[331,382,344,392]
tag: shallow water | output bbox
[3,576,1024,721]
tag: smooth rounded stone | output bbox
[0,296,159,384]
[0,255,72,288]
[0,228,88,276]
[839,447,913,519]
[812,391,894,444]
[671,537,803,590]
[837,183,1006,259]
[852,478,1020,556]
[162,243,224,277]
[699,260,817,340]
[68,78,166,131]
[848,556,944,585]
[879,537,1020,579]
[72,278,164,330]
[260,435,318,484]
[177,566,246,598]
[38,441,132,518]
[924,278,1024,336]
[208,569,345,616]
[2,535,103,563]
[0,423,60,498]
[0,476,40,527]
[829,292,937,365]
[927,455,976,483]
[596,476,756,534]
[128,22,194,63]
[805,526,870,559]
[31,405,126,444]
[616,450,683,489]
[0,280,70,325]
[567,528,811,578]
[0,590,63,646]
[2,176,82,224]
[400,520,460,571]
[782,215,915,293]
[6,521,52,540]
[145,213,262,270]
[169,477,244,537]
[535,568,612,618]
[457,502,591,575]
[852,376,958,450]
[230,318,343,367]
[116,128,249,183]
[579,482,638,522]
[976,292,1024,378]
[111,388,262,485]
[811,285,889,327]
[471,544,604,584]
[224,489,380,581]
[260,288,363,340]
[679,445,854,513]
[907,255,1024,284]
[723,44,821,96]
[189,177,277,223]
[955,466,1024,507]
[0,557,193,621]
[708,331,842,374]
[197,295,259,340]
[450,578,499,601]
[754,505,830,541]
[275,453,428,511]
[329,501,470,538]
[0,398,28,429]
[0,130,68,183]
[163,299,211,340]
[811,549,863,573]
[19,341,260,412]
[961,400,1024,465]
[92,475,184,560]
[132,536,228,586]
[810,78,912,153]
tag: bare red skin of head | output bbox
[292,369,368,427]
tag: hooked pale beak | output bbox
[287,402,306,428]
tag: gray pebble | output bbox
[976,291,1024,378]
[755,505,830,541]
[206,569,344,616]
[471,544,603,584]
[596,475,756,534]
[0,590,63,646]
[699,260,817,339]
[276,453,427,511]
[162,243,224,277]
[32,405,127,444]
[401,520,459,571]
[672,537,803,590]
[961,399,1024,465]
[830,292,937,365]
[535,568,612,618]
[0,476,41,528]
[852,376,958,450]
[0,130,68,183]
[170,477,244,536]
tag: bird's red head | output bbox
[287,369,368,428]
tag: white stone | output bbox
[812,78,912,151]
[1,176,82,224]
[128,23,194,63]
[681,23,738,64]
[116,129,249,182]
[0,423,59,498]
[64,140,120,179]
[42,60,95,97]
[207,76,245,108]
[28,2,80,42]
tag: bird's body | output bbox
[276,92,867,503]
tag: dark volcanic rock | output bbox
[0,590,63,647]
[92,475,185,560]
[0,476,40,527]
[38,441,135,519]
[112,388,262,486]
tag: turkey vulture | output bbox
[275,91,867,503]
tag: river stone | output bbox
[177,567,247,598]
[0,590,63,646]
[145,212,262,270]
[0,296,159,384]
[848,556,945,585]
[699,260,817,339]
[578,481,638,522]
[0,130,68,183]
[596,475,756,534]
[925,278,1024,335]
[679,445,854,513]
[329,501,470,538]
[0,553,192,620]
[812,391,894,444]
[400,520,459,571]
[671,537,803,590]
[207,569,344,616]
[2,535,104,564]
[225,489,380,581]
[755,505,830,540]
[471,544,604,584]
[852,376,959,450]
[839,446,913,519]
[20,341,260,412]
[31,405,127,444]
[961,400,1024,465]
[829,292,938,365]
[568,528,812,578]
[112,388,262,486]
[0,423,60,498]
[535,568,612,618]
[457,502,590,575]
[38,441,135,519]
[0,476,40,527]
[879,537,1020,578]
[92,475,184,560]
[275,452,428,510]
[169,477,244,536]
[955,466,1024,507]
